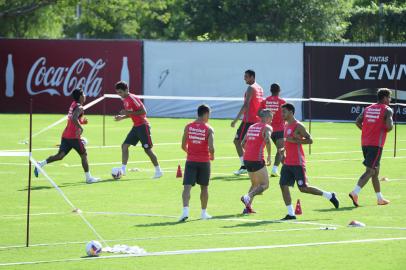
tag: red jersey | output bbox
[261,96,286,132]
[243,122,269,161]
[186,121,212,162]
[243,82,264,123]
[361,103,389,148]
[62,101,83,139]
[123,94,149,127]
[284,121,306,166]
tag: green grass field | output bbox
[0,114,405,269]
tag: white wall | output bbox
[144,41,303,119]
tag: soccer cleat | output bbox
[377,198,390,205]
[178,214,188,222]
[201,212,212,220]
[329,192,340,209]
[86,177,100,184]
[34,166,39,178]
[234,166,248,175]
[349,192,359,207]
[281,214,296,220]
[270,171,280,177]
[152,170,163,179]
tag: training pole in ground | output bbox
[26,99,33,247]
[393,54,398,158]
[307,53,312,155]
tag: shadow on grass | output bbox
[222,218,334,228]
[134,219,201,227]
[313,206,355,212]
[211,175,249,181]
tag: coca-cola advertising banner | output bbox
[0,39,142,114]
[304,44,406,122]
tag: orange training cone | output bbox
[295,199,302,215]
[176,165,183,178]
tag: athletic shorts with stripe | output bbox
[123,124,153,149]
[279,165,309,188]
[362,146,382,169]
[244,160,265,172]
[234,122,254,141]
[59,138,86,155]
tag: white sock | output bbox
[85,172,91,179]
[244,194,251,203]
[155,165,161,172]
[239,156,244,166]
[201,209,207,215]
[287,204,295,216]
[376,192,383,200]
[121,164,127,173]
[39,160,47,167]
[183,207,189,216]
[322,191,332,200]
[272,165,278,172]
[353,185,362,195]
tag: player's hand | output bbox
[266,155,271,166]
[231,120,237,128]
[119,109,129,116]
[81,117,88,125]
[210,154,215,161]
[114,115,123,121]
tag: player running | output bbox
[349,88,393,207]
[279,103,339,220]
[259,83,286,177]
[34,88,99,184]
[240,109,273,214]
[231,70,264,175]
[179,105,215,222]
[114,81,163,179]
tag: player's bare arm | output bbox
[208,127,215,160]
[231,86,252,127]
[181,126,188,153]
[264,125,272,165]
[355,113,363,130]
[385,107,394,132]
[120,107,147,117]
[72,106,84,137]
[285,123,313,145]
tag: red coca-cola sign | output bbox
[0,39,143,114]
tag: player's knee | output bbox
[121,144,129,150]
[298,186,308,193]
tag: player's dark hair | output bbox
[115,81,129,91]
[270,83,280,94]
[197,104,211,117]
[281,103,295,115]
[72,88,83,102]
[245,69,255,78]
[377,88,391,101]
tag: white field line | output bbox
[1,237,406,267]
[0,227,321,251]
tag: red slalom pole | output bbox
[26,98,33,247]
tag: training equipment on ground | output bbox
[176,165,182,178]
[348,220,366,227]
[295,199,302,215]
[111,167,122,179]
[86,240,103,257]
[81,137,88,146]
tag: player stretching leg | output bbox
[349,88,393,207]
[240,109,273,214]
[34,88,99,184]
[231,70,264,175]
[279,103,339,220]
[179,105,215,222]
[259,83,286,177]
[114,81,162,179]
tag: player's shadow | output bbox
[135,219,200,227]
[313,206,355,212]
[212,175,249,181]
[222,218,333,228]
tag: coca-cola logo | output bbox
[26,57,106,97]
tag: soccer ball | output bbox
[86,240,102,257]
[111,167,122,179]
[81,137,88,146]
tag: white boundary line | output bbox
[1,237,406,267]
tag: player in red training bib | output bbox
[279,103,339,220]
[349,88,393,207]
[231,69,264,175]
[34,88,100,184]
[114,81,163,179]
[179,105,215,222]
[240,109,273,214]
[259,83,286,177]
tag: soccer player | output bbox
[179,105,215,222]
[114,81,163,179]
[240,109,273,214]
[34,88,99,184]
[279,103,339,220]
[231,70,264,175]
[349,88,393,207]
[260,83,286,177]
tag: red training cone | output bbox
[295,199,302,215]
[176,165,183,178]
